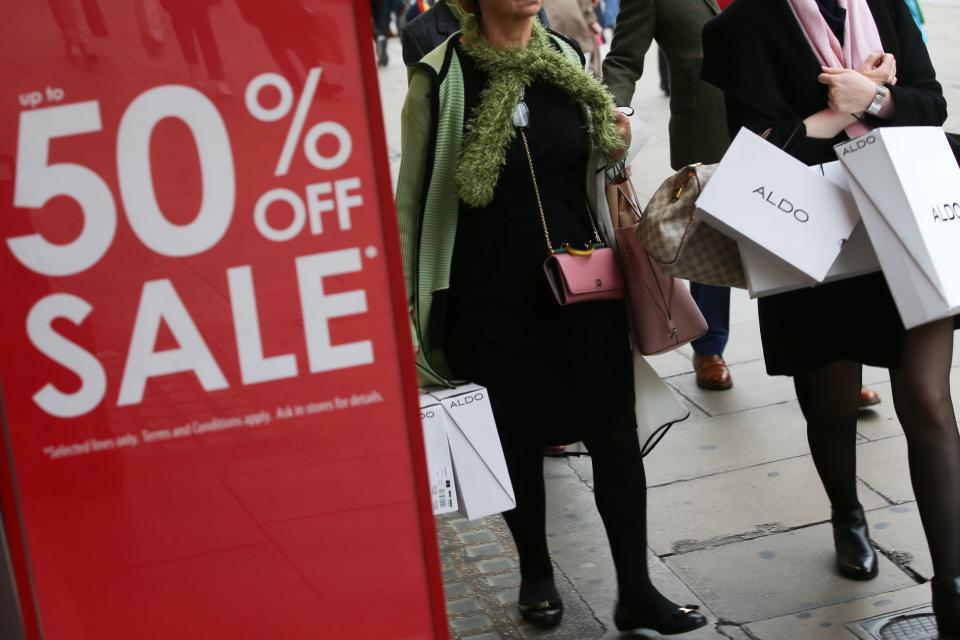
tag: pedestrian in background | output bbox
[395,0,707,634]
[602,0,736,392]
[542,0,603,76]
[371,0,392,66]
[702,2,959,637]
[401,0,463,64]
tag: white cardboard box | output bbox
[419,394,458,516]
[425,384,516,521]
[837,127,960,328]
[740,161,880,298]
[696,128,860,282]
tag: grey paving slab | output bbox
[667,361,797,418]
[856,381,904,442]
[718,320,765,368]
[745,583,931,640]
[866,503,933,581]
[438,511,606,640]
[664,522,917,622]
[646,456,887,556]
[543,460,734,639]
[642,401,814,487]
[855,436,916,504]
[678,397,711,423]
[645,349,694,380]
[862,365,891,387]
[728,287,760,326]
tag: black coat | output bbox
[701,0,947,166]
[700,0,952,374]
[401,2,461,66]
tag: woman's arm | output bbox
[872,0,946,127]
[723,95,844,164]
[394,69,434,351]
[804,107,859,139]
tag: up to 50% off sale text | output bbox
[10,68,379,419]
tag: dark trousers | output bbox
[690,283,730,356]
[371,0,391,38]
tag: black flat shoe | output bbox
[614,602,707,635]
[518,599,563,629]
[832,506,879,580]
[933,576,960,639]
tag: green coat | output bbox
[395,33,602,386]
[602,0,729,169]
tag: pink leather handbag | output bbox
[519,130,624,306]
[543,248,625,305]
[608,170,707,355]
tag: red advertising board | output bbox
[0,1,447,638]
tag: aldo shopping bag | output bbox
[837,127,960,329]
[425,384,516,521]
[696,128,860,283]
[739,161,880,297]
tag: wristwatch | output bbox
[865,84,890,117]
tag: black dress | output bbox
[702,0,950,375]
[442,43,636,447]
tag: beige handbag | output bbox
[637,163,747,289]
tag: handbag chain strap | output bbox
[518,128,602,255]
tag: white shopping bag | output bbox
[427,384,516,521]
[696,128,860,282]
[419,394,458,516]
[836,127,960,328]
[740,162,880,297]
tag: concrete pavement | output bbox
[376,5,960,638]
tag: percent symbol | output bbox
[245,67,352,177]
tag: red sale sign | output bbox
[0,1,447,638]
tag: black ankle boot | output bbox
[614,602,707,635]
[832,506,879,580]
[933,577,960,639]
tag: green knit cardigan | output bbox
[395,31,606,386]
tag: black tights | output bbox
[795,318,960,579]
[500,429,676,615]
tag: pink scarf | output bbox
[786,0,883,136]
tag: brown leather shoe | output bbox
[858,386,881,409]
[693,353,733,391]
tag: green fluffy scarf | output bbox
[456,16,623,208]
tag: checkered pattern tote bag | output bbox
[637,163,747,289]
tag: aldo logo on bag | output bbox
[448,391,486,408]
[752,186,811,223]
[839,135,878,156]
[933,202,960,223]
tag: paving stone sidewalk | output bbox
[378,6,960,638]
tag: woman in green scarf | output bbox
[395,0,708,634]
